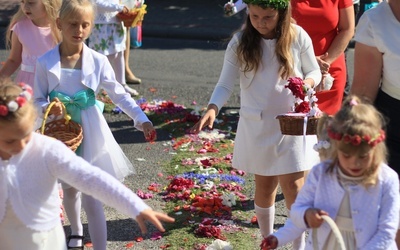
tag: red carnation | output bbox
[351,135,362,146]
[295,101,310,113]
[285,77,306,100]
[0,105,8,116]
[15,96,26,107]
[363,135,371,143]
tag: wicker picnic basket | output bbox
[117,4,147,27]
[276,114,319,135]
[38,101,83,152]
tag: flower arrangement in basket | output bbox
[276,77,322,135]
[117,4,147,28]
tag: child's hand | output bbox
[143,122,156,142]
[304,208,329,228]
[189,104,218,134]
[49,98,63,116]
[135,208,175,234]
[260,235,278,249]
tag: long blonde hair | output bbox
[5,0,62,49]
[237,3,296,79]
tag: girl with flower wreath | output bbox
[261,95,399,249]
[191,0,321,248]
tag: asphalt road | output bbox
[0,33,354,249]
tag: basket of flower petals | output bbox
[117,4,147,27]
[276,77,322,135]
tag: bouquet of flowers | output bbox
[276,77,321,135]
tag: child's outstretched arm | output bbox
[136,209,175,234]
[49,141,175,231]
[142,121,157,142]
[190,103,218,133]
[0,32,22,78]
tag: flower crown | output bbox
[327,127,386,147]
[0,82,33,117]
[243,0,289,9]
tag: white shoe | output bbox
[123,85,139,96]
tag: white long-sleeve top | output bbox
[93,0,125,24]
[290,161,399,250]
[0,133,149,232]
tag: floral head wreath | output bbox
[0,82,33,117]
[243,0,289,9]
[327,126,386,147]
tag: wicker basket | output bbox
[117,5,147,27]
[276,114,319,135]
[313,215,346,250]
[38,101,83,152]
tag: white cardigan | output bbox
[290,161,399,250]
[34,43,150,131]
[0,133,149,232]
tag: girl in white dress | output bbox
[0,80,173,250]
[262,95,399,249]
[33,0,156,249]
[191,0,321,248]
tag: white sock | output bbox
[63,187,83,247]
[254,203,275,238]
[82,194,107,250]
[288,209,305,250]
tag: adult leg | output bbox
[254,174,279,238]
[107,52,138,96]
[82,194,107,250]
[125,27,141,84]
[279,171,307,250]
[63,187,84,248]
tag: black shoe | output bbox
[67,235,84,250]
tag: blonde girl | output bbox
[0,0,61,88]
[191,0,321,248]
[33,0,157,249]
[0,79,173,250]
[263,95,399,249]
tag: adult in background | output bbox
[291,0,354,115]
[351,0,400,246]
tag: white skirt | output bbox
[0,202,67,250]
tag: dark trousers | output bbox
[375,90,400,175]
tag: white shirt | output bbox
[355,1,400,100]
[0,133,149,232]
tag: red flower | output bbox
[351,135,362,145]
[0,105,8,116]
[294,101,310,113]
[15,96,26,107]
[285,77,306,100]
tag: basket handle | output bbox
[312,215,346,250]
[39,101,71,135]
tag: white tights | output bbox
[63,187,107,250]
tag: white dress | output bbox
[55,68,134,180]
[209,25,321,176]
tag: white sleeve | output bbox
[297,27,322,87]
[47,140,150,219]
[99,56,150,131]
[208,36,240,112]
